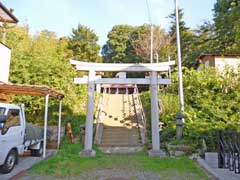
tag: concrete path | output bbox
[0,150,56,180]
[197,152,240,180]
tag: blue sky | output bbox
[2,0,216,46]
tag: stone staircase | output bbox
[99,94,142,153]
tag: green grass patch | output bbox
[30,142,211,180]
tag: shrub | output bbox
[141,67,240,151]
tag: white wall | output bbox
[215,57,240,72]
[0,43,11,83]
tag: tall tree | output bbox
[68,25,101,62]
[6,26,87,124]
[130,24,171,63]
[213,0,240,53]
[102,25,135,63]
[168,8,194,65]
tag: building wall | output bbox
[215,57,240,72]
[197,56,215,70]
[0,43,11,83]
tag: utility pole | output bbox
[150,25,153,63]
[175,0,185,139]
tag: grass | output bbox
[30,142,212,180]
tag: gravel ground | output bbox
[19,169,161,180]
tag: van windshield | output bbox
[0,107,6,116]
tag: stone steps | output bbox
[99,146,143,153]
[99,94,141,150]
[101,137,139,143]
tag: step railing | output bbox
[218,130,240,174]
[94,93,107,145]
[132,85,147,144]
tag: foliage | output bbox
[213,0,240,53]
[102,1,240,66]
[102,25,135,63]
[30,142,210,180]
[102,24,172,64]
[168,8,195,66]
[5,25,88,127]
[141,67,240,151]
[68,24,101,62]
[130,24,171,63]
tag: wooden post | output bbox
[80,70,96,157]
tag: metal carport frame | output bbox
[0,82,64,158]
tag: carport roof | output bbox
[0,82,64,100]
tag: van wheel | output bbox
[0,149,17,174]
[31,142,43,157]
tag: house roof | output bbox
[0,2,18,23]
[195,53,240,65]
[0,82,64,100]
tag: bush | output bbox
[141,67,240,151]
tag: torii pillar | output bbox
[148,71,165,156]
[80,70,96,156]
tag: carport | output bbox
[0,82,64,158]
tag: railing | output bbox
[94,93,106,144]
[133,85,147,144]
[218,130,240,174]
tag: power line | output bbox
[145,0,154,63]
[145,0,152,24]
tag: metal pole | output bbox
[57,100,62,149]
[175,0,184,113]
[175,0,185,139]
[43,94,49,159]
[150,25,154,63]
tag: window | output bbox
[1,109,20,135]
[0,107,5,116]
[205,60,209,67]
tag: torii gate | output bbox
[71,60,175,156]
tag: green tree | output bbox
[213,0,240,53]
[68,24,101,62]
[102,25,135,63]
[168,8,194,66]
[130,24,171,63]
[6,26,87,125]
[6,26,32,84]
[185,22,217,66]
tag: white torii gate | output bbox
[71,60,175,156]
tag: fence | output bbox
[218,130,240,174]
